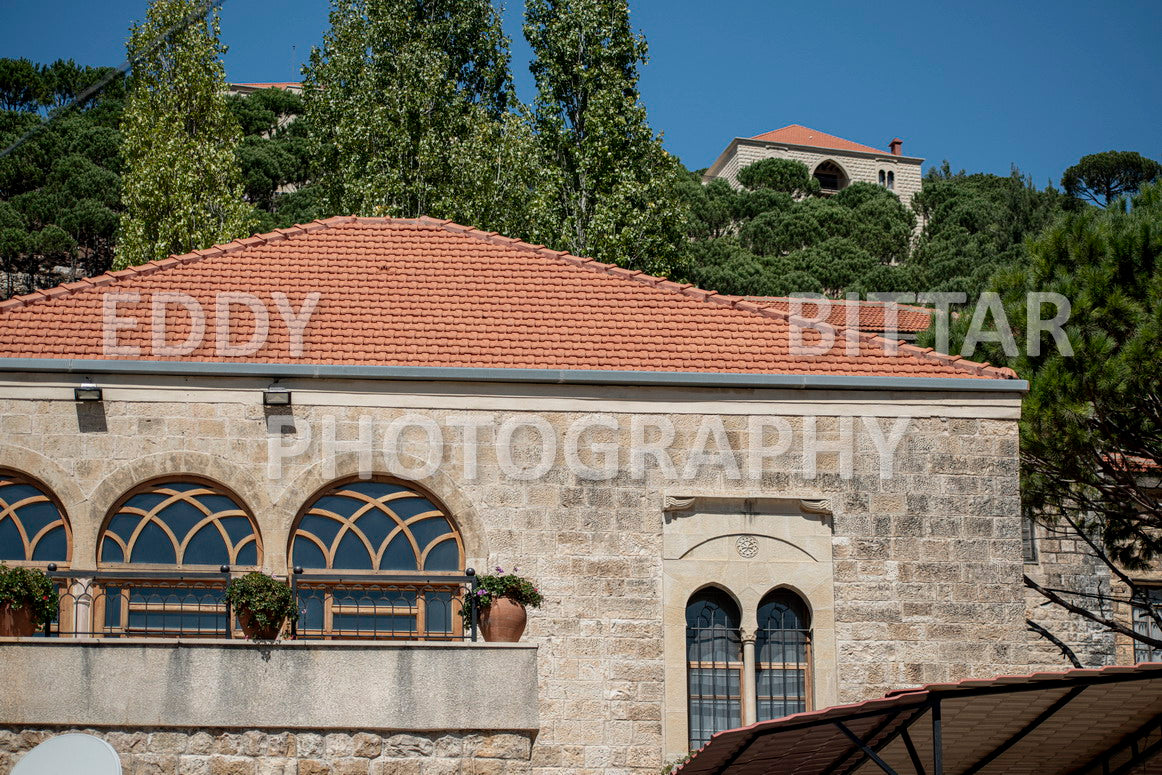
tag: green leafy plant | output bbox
[0,563,57,627]
[224,572,298,639]
[661,753,695,773]
[460,566,543,625]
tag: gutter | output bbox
[0,358,1028,393]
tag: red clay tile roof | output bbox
[750,124,887,155]
[0,217,1015,379]
[740,296,934,334]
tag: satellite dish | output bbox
[12,733,122,775]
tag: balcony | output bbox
[0,570,539,733]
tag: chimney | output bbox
[889,138,903,156]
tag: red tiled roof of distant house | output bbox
[750,124,887,155]
[740,297,934,334]
[0,217,1014,379]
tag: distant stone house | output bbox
[703,124,925,212]
[0,216,1113,774]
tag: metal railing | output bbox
[39,566,480,641]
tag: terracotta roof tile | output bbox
[742,296,934,334]
[750,124,888,155]
[0,218,1015,380]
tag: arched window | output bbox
[756,589,812,721]
[96,479,261,637]
[813,160,848,193]
[878,170,886,186]
[686,588,742,749]
[887,170,895,191]
[290,478,465,639]
[0,470,70,565]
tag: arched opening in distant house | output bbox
[812,160,849,193]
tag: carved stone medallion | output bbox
[735,535,759,558]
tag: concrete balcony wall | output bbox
[0,639,539,732]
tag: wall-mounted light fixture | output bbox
[262,382,292,407]
[74,379,103,402]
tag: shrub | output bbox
[223,571,298,639]
[0,563,57,627]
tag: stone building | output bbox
[703,124,924,212]
[0,216,1105,774]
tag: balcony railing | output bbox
[37,567,480,641]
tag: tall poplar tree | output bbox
[115,0,251,268]
[525,0,688,274]
[303,0,539,236]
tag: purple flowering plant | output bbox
[459,565,543,625]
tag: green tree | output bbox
[302,0,538,237]
[525,0,689,274]
[1061,150,1162,208]
[937,183,1162,656]
[909,165,1064,297]
[115,0,251,268]
[736,158,820,198]
[0,59,126,293]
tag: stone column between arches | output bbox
[660,494,838,758]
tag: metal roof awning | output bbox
[678,663,1162,775]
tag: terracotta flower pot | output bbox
[479,597,527,642]
[0,604,38,637]
[238,609,284,640]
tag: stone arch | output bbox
[287,474,466,575]
[86,452,273,570]
[0,465,74,566]
[811,159,849,193]
[0,443,90,567]
[97,475,263,569]
[270,452,487,570]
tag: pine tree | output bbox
[115,0,252,268]
[525,0,688,274]
[302,0,539,236]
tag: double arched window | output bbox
[686,586,812,748]
[96,479,261,636]
[0,471,70,565]
[289,478,465,639]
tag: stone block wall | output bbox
[1024,520,1118,669]
[0,728,533,775]
[0,381,1029,772]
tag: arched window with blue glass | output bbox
[289,478,465,640]
[686,587,743,749]
[0,470,71,565]
[96,479,261,637]
[755,588,812,721]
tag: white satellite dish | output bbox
[12,733,122,775]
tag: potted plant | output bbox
[0,563,57,637]
[224,571,298,641]
[460,566,543,643]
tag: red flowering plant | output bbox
[459,566,543,625]
[0,563,58,627]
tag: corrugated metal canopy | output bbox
[678,663,1162,775]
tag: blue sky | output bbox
[3,0,1160,186]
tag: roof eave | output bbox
[0,358,1028,393]
[730,136,925,164]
